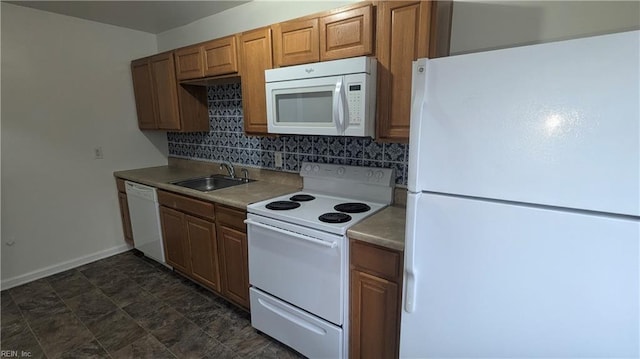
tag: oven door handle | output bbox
[244,219,338,249]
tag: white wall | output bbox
[1,3,167,288]
[450,0,640,54]
[157,0,357,51]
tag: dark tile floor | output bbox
[1,251,304,359]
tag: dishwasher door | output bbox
[125,181,165,264]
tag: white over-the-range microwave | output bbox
[265,56,376,137]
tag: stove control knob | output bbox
[304,164,312,172]
[337,167,345,176]
[375,170,384,180]
[313,165,320,173]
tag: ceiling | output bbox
[6,1,251,34]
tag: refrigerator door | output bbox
[408,30,640,216]
[402,192,639,358]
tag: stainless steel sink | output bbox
[171,174,254,192]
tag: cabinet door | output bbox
[239,27,273,134]
[376,1,452,141]
[131,58,157,129]
[319,4,373,61]
[150,52,181,130]
[186,215,221,292]
[159,206,191,273]
[218,225,250,309]
[175,45,205,80]
[117,192,134,245]
[350,270,399,359]
[272,18,319,67]
[204,36,239,77]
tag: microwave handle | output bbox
[332,79,347,133]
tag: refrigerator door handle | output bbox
[407,59,428,192]
[404,192,419,313]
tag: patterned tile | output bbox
[262,136,283,152]
[363,138,383,161]
[298,136,314,154]
[284,152,299,172]
[327,137,345,157]
[167,83,408,178]
[345,137,365,159]
[282,136,298,153]
[261,151,274,169]
[383,143,406,163]
[314,136,329,157]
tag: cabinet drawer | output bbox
[350,239,402,282]
[158,190,215,220]
[215,204,246,232]
[116,178,126,193]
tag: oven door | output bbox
[245,214,345,325]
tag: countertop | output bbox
[115,163,406,251]
[114,165,300,210]
[347,206,406,251]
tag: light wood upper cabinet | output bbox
[272,3,374,67]
[131,58,158,130]
[175,45,205,80]
[376,1,452,142]
[272,19,320,67]
[239,27,273,134]
[204,35,240,77]
[150,52,181,130]
[175,35,240,80]
[131,52,209,132]
[320,4,373,61]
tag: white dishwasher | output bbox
[125,181,166,264]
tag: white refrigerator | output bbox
[402,30,639,358]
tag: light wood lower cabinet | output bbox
[216,205,250,310]
[115,179,134,246]
[350,239,403,359]
[158,191,218,290]
[186,215,221,291]
[159,206,194,276]
[157,190,249,309]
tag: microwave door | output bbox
[266,76,343,136]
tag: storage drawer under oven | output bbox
[245,214,345,326]
[250,288,343,359]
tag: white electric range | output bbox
[245,162,395,359]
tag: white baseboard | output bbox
[0,244,132,290]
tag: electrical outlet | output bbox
[94,146,104,159]
[274,151,283,168]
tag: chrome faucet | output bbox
[220,161,235,179]
[241,168,249,182]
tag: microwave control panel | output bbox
[347,83,363,125]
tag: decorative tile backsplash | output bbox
[168,83,409,185]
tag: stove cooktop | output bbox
[247,191,387,235]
